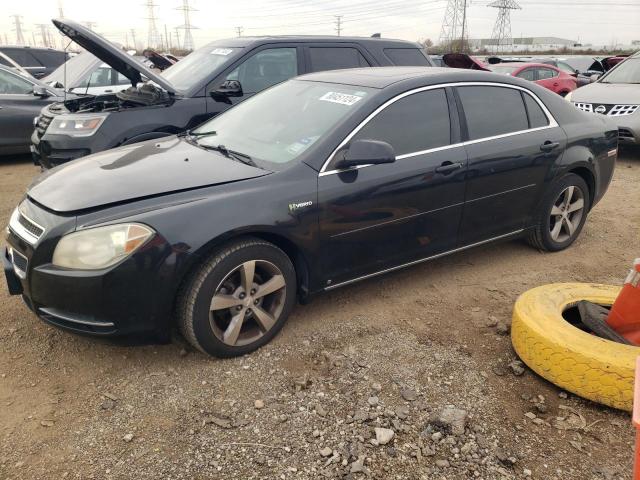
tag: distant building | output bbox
[468,36,578,52]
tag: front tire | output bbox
[528,173,590,252]
[177,238,296,358]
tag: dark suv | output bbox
[32,19,433,169]
[0,46,69,79]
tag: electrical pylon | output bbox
[176,0,197,51]
[488,0,521,54]
[438,0,468,52]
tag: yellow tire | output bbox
[511,283,638,411]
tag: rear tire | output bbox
[177,237,296,358]
[527,173,590,252]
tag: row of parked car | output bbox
[1,19,638,165]
[3,19,619,357]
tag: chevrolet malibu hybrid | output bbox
[4,67,617,357]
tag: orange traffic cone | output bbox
[607,259,640,345]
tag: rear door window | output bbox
[308,47,370,72]
[351,88,450,156]
[384,48,430,66]
[523,92,549,128]
[457,86,529,140]
[32,50,67,68]
[516,68,535,81]
[537,68,557,80]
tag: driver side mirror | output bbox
[210,80,243,105]
[590,73,602,83]
[32,85,50,98]
[335,139,396,169]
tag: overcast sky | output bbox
[1,0,638,50]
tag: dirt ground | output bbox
[1,149,639,480]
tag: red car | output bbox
[488,62,577,97]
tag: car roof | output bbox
[206,36,421,49]
[0,45,67,53]
[297,66,523,89]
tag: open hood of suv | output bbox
[52,18,178,94]
[442,53,490,71]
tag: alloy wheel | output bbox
[549,185,585,243]
[209,260,287,346]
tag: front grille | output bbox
[574,102,638,117]
[9,248,28,277]
[18,213,44,238]
[35,114,53,138]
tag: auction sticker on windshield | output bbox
[211,48,234,56]
[319,92,364,106]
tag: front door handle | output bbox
[540,141,560,152]
[435,161,463,174]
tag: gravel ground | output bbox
[1,149,639,480]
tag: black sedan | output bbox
[0,65,67,155]
[4,67,617,357]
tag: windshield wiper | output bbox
[200,143,259,168]
[180,129,217,138]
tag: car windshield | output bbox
[600,58,640,84]
[192,80,375,169]
[488,65,518,75]
[161,46,241,91]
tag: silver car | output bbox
[567,52,640,145]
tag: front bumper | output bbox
[4,201,175,339]
[31,129,91,169]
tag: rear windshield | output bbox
[384,48,430,66]
[193,80,375,169]
[161,46,241,91]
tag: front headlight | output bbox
[52,223,154,270]
[47,113,108,137]
[564,91,573,102]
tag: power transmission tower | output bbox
[488,0,521,54]
[57,0,64,18]
[165,24,171,50]
[176,0,197,51]
[35,24,52,47]
[236,26,244,37]
[130,29,137,51]
[174,28,180,50]
[144,0,161,49]
[11,15,26,45]
[334,15,343,36]
[438,0,468,52]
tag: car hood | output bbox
[571,82,640,104]
[52,18,178,94]
[28,136,270,213]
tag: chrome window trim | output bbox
[325,229,524,290]
[319,81,559,177]
[8,207,45,245]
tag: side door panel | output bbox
[0,95,50,150]
[460,128,565,244]
[318,147,468,285]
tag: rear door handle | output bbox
[435,161,463,174]
[540,141,560,152]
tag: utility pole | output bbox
[35,24,51,48]
[11,15,26,45]
[236,26,244,37]
[130,29,137,51]
[439,0,469,52]
[144,0,161,49]
[488,0,521,54]
[176,0,197,51]
[165,24,171,50]
[334,15,343,36]
[174,28,181,50]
